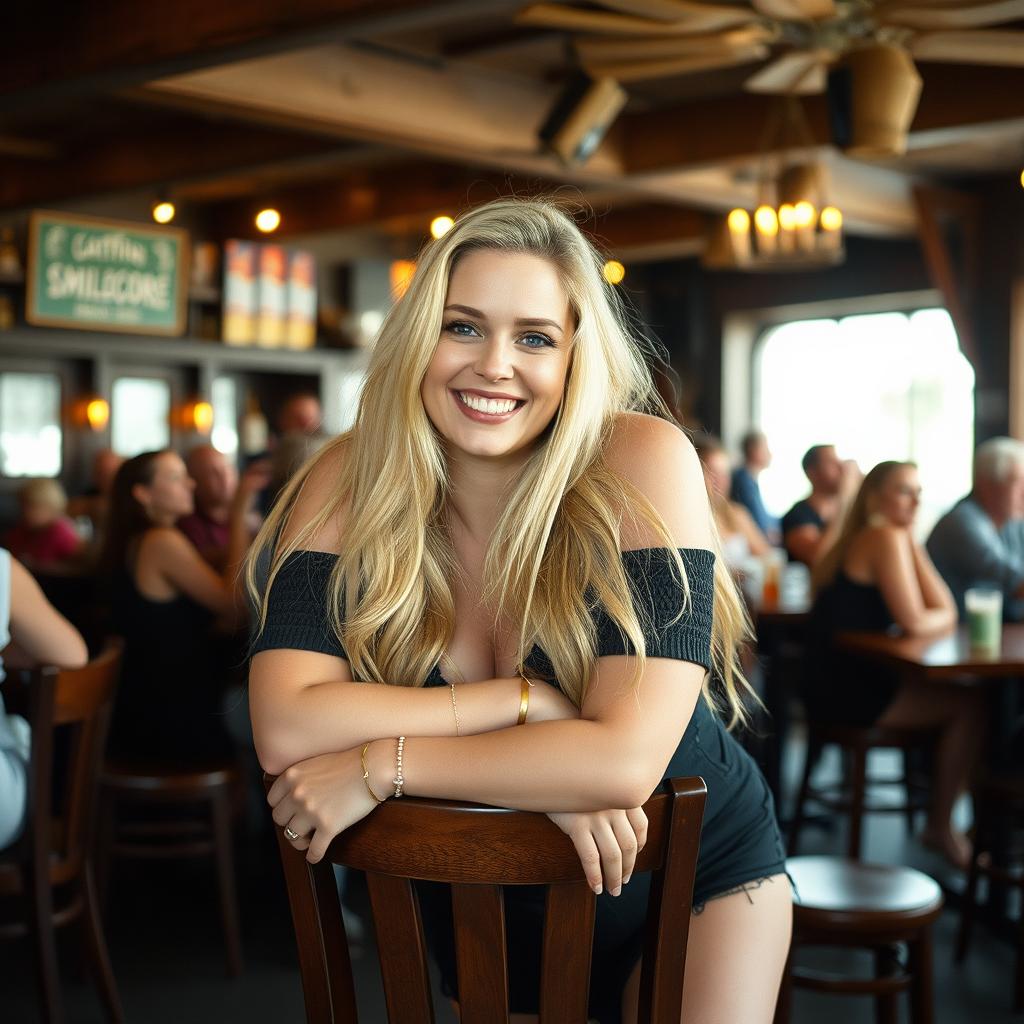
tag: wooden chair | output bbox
[788,721,933,858]
[269,776,707,1024]
[97,756,244,977]
[775,856,944,1024]
[0,640,125,1024]
[955,773,1024,1011]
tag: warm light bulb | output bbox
[778,204,798,231]
[255,208,281,233]
[820,206,843,231]
[430,215,455,239]
[1019,168,1023,190]
[603,260,625,285]
[794,201,817,228]
[727,208,750,233]
[192,401,213,433]
[86,399,109,431]
[754,205,779,236]
[390,259,416,301]
[152,201,175,224]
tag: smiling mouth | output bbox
[451,390,526,421]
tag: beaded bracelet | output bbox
[450,682,461,736]
[392,735,406,798]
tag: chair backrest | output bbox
[10,639,124,880]
[270,776,707,1024]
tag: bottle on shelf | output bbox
[241,392,269,456]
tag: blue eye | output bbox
[444,320,479,337]
[520,332,555,349]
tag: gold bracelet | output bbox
[360,743,384,804]
[517,674,533,726]
[450,681,461,736]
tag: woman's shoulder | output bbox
[602,413,710,551]
[277,435,351,555]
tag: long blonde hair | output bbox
[246,197,754,726]
[812,460,916,595]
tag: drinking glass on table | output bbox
[965,585,1003,655]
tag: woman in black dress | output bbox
[248,198,791,1022]
[100,449,265,761]
[809,460,987,867]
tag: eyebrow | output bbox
[443,304,564,334]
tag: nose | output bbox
[473,335,514,383]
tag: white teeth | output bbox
[458,392,519,415]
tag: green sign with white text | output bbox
[27,211,189,336]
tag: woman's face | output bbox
[420,249,573,462]
[874,465,921,528]
[135,452,195,521]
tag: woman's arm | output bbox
[733,503,771,557]
[870,526,956,636]
[5,557,87,668]
[909,540,957,614]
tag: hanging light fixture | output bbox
[714,97,845,272]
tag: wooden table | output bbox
[839,624,1024,682]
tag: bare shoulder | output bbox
[278,434,351,554]
[141,526,194,558]
[603,412,711,549]
[857,523,910,563]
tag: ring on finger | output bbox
[284,826,302,841]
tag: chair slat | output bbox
[366,872,436,1024]
[539,882,595,1024]
[451,883,509,1023]
[274,834,359,1024]
[639,778,707,1024]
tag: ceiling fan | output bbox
[516,0,1024,96]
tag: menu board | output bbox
[26,210,188,336]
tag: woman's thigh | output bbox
[621,873,792,1024]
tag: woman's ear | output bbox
[130,482,150,510]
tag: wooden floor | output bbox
[1,739,1020,1023]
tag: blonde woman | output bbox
[248,198,791,1022]
[809,461,986,868]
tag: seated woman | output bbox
[695,434,772,570]
[248,198,791,1023]
[4,478,82,571]
[98,450,266,763]
[809,460,986,868]
[0,547,88,850]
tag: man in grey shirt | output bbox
[927,437,1024,621]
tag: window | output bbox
[755,308,975,536]
[211,376,239,458]
[0,371,62,477]
[111,377,171,457]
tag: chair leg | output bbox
[955,801,988,965]
[1015,891,1024,1013]
[787,739,819,856]
[909,928,936,1024]
[873,945,900,1024]
[80,861,125,1024]
[27,855,64,1023]
[848,746,868,860]
[902,748,919,835]
[211,787,244,978]
[95,789,116,914]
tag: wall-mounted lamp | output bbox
[152,200,176,225]
[430,215,455,239]
[180,400,213,434]
[255,208,281,233]
[602,260,625,285]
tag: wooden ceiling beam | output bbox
[0,120,347,211]
[621,64,1024,175]
[2,0,483,113]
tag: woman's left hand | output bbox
[267,748,382,863]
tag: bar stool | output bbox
[788,722,933,858]
[775,856,944,1024]
[98,759,244,977]
[955,773,1024,1011]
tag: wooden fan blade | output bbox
[750,0,836,20]
[516,2,755,36]
[596,0,761,29]
[910,29,1024,65]
[881,0,1024,30]
[582,45,770,81]
[744,51,830,92]
[576,25,775,63]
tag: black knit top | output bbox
[250,546,715,683]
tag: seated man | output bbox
[782,444,860,566]
[927,437,1024,621]
[730,429,779,544]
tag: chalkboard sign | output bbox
[26,210,189,336]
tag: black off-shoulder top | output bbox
[250,546,715,681]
